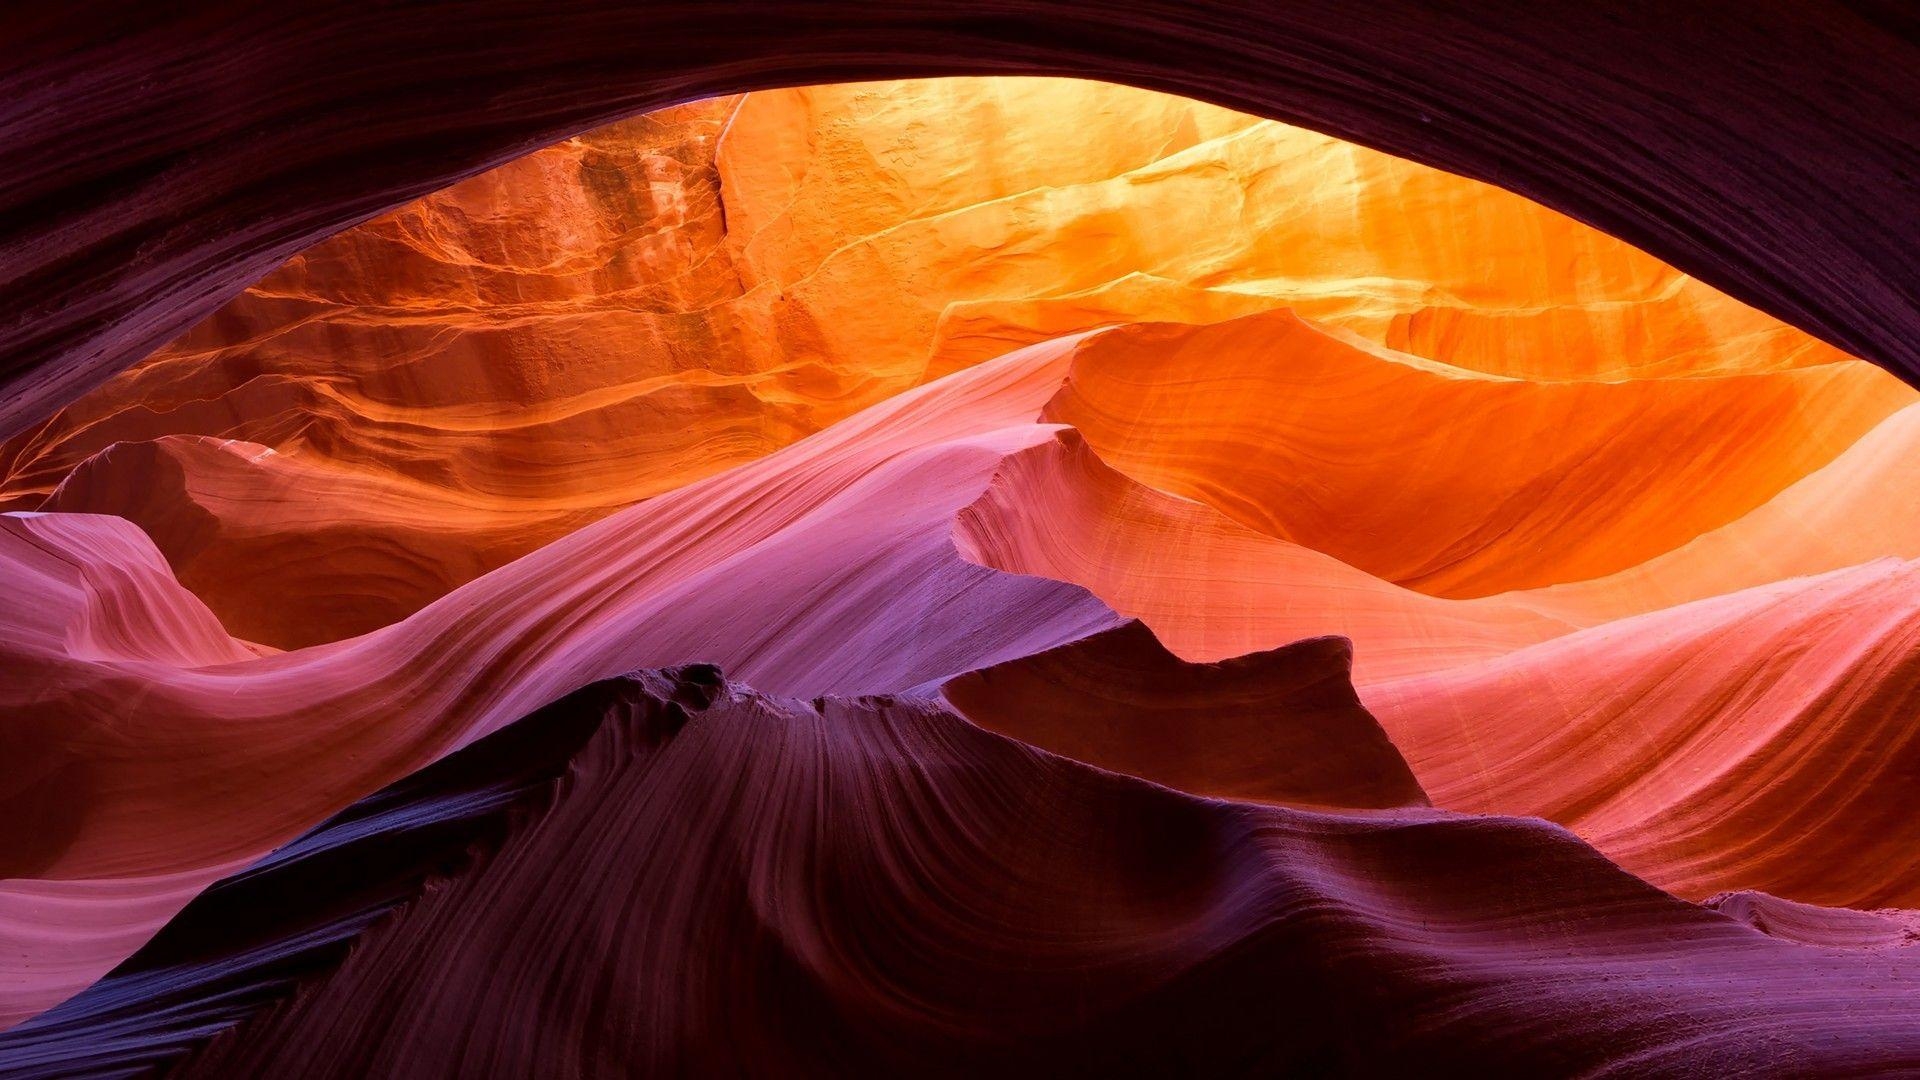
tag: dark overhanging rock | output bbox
[2,2,1917,439]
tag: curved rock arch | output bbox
[3,2,1917,438]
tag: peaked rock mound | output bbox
[7,666,1920,1077]
[0,667,696,1078]
[942,620,1428,810]
[9,316,1919,1028]
[0,337,1128,1024]
[952,424,1576,683]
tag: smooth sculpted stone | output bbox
[4,78,1897,646]
[3,53,1919,1074]
[941,620,1429,810]
[6,667,1920,1076]
[9,320,1920,1026]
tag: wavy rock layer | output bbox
[2,52,1918,1069]
[35,436,580,647]
[1366,560,1920,909]
[0,337,1124,1024]
[953,427,1576,684]
[1043,313,1906,597]
[6,667,1920,1077]
[7,312,1919,1028]
[3,78,1890,646]
[950,326,1920,911]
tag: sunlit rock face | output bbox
[4,77,1920,1071]
[3,78,1895,647]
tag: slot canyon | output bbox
[4,9,1920,1076]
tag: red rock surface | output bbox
[942,620,1430,811]
[2,62,1919,1074]
[3,4,1918,438]
[17,80,1886,648]
[17,669,1920,1076]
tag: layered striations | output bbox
[7,668,1920,1077]
[3,66,1919,1073]
[2,79,1888,647]
[4,4,1919,440]
[6,311,1919,1029]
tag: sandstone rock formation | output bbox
[3,66,1919,1075]
[4,5,1917,438]
[9,668,1920,1077]
[4,79,1892,648]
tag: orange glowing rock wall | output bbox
[4,79,1920,1066]
[2,78,1888,649]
